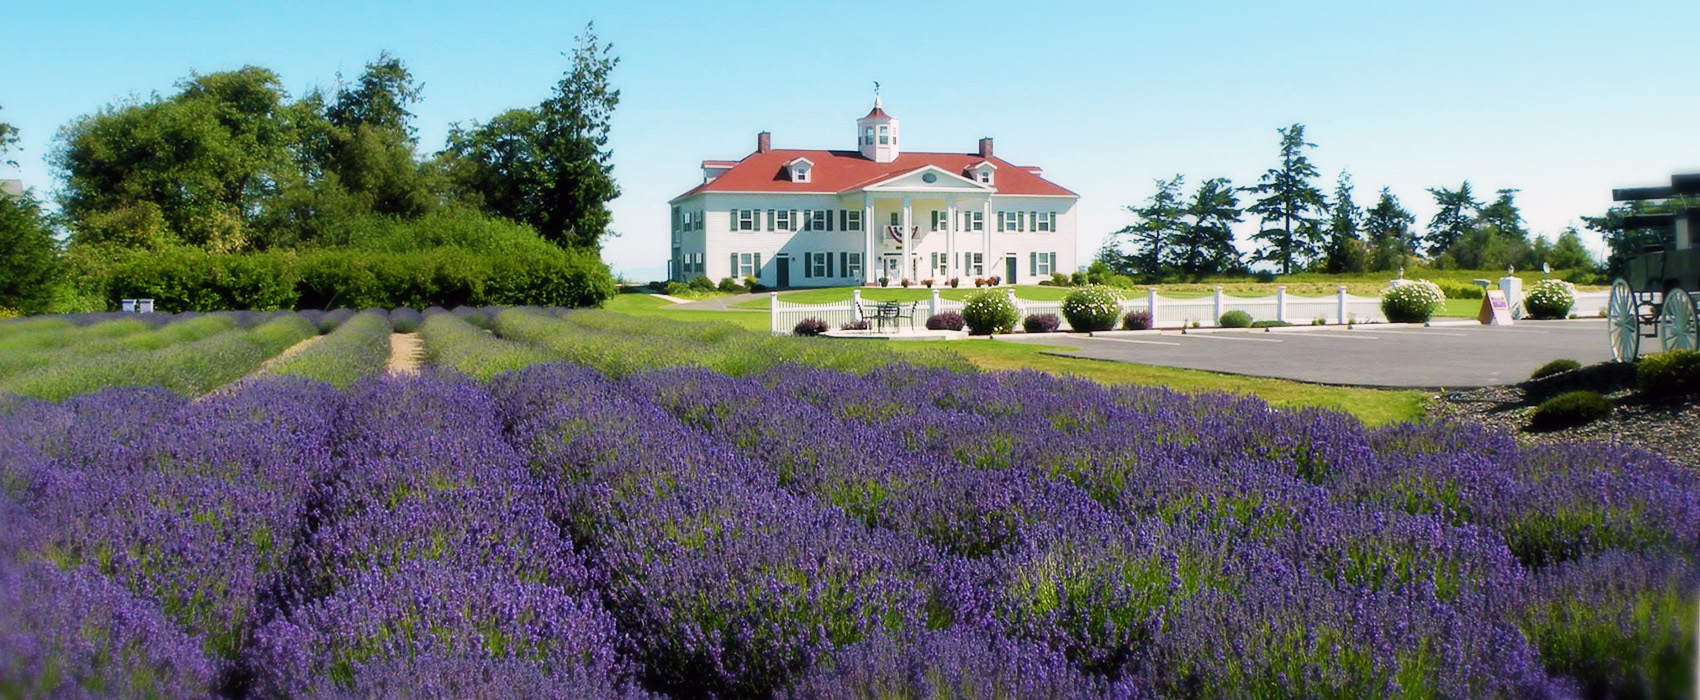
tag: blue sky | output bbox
[4,0,1697,280]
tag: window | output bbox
[806,209,830,232]
[844,252,863,278]
[1035,212,1054,232]
[878,125,889,145]
[767,210,776,231]
[732,252,761,278]
[841,209,863,231]
[966,252,984,275]
[998,211,1019,232]
[776,209,793,231]
[863,126,874,145]
[964,211,984,231]
[694,211,704,231]
[930,210,948,232]
[811,253,828,278]
[1031,251,1056,276]
[976,168,992,184]
[793,166,810,183]
[736,209,756,231]
[932,252,950,276]
[672,206,681,233]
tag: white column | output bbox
[862,194,875,285]
[1212,286,1224,326]
[929,288,940,318]
[901,194,914,283]
[1337,285,1348,325]
[1147,286,1158,326]
[982,198,993,279]
[946,196,958,279]
[1276,285,1287,324]
[769,291,780,334]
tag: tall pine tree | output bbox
[1425,181,1480,256]
[1321,170,1365,273]
[1363,188,1417,271]
[1245,124,1328,274]
[1176,177,1242,278]
[1110,175,1186,277]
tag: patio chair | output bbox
[894,301,920,331]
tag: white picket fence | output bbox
[771,285,1386,334]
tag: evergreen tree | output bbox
[1363,188,1417,271]
[440,23,621,249]
[1109,175,1186,277]
[1245,123,1328,274]
[1321,170,1366,273]
[1546,226,1593,270]
[1425,181,1480,256]
[1175,177,1242,278]
[1476,188,1527,241]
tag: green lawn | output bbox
[603,294,770,331]
[893,339,1428,426]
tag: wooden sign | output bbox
[1478,290,1514,326]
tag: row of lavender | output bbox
[1,362,1695,697]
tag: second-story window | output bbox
[776,210,793,231]
[930,210,948,232]
[737,209,756,231]
[842,209,862,231]
[810,210,830,231]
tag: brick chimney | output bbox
[757,131,772,153]
[978,137,993,159]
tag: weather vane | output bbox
[873,81,880,96]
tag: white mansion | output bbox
[668,99,1078,287]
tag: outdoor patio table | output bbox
[876,302,901,333]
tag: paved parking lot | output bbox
[999,320,1612,388]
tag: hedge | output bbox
[88,245,616,313]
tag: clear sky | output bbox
[4,0,1698,280]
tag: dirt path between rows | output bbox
[245,335,323,381]
[387,333,423,376]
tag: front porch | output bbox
[854,165,996,285]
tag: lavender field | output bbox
[0,310,1696,698]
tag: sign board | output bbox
[1478,290,1514,326]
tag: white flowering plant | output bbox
[1380,280,1445,323]
[961,289,1018,335]
[1522,279,1575,319]
[1061,285,1124,332]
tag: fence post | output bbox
[1212,286,1224,326]
[1006,288,1021,318]
[770,291,780,334]
[1276,285,1287,324]
[1337,285,1348,325]
[1147,287,1158,326]
[930,288,940,319]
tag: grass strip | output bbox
[258,310,392,388]
[418,312,554,382]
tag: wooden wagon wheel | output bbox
[1608,278,1641,362]
[1660,288,1697,352]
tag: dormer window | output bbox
[969,161,997,185]
[977,171,991,183]
[786,157,814,184]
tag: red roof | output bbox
[673,149,1076,201]
[863,104,890,119]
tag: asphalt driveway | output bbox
[998,320,1613,388]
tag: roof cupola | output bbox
[856,94,899,163]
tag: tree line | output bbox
[0,24,620,314]
[1100,124,1596,281]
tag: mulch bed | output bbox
[1428,362,1700,469]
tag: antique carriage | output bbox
[1608,173,1700,361]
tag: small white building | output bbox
[668,99,1078,287]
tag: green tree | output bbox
[1476,188,1527,241]
[440,24,620,249]
[1108,175,1186,277]
[1245,123,1328,274]
[1580,198,1697,278]
[1546,226,1594,270]
[1364,188,1417,272]
[1320,170,1368,273]
[1425,181,1480,256]
[0,190,59,313]
[54,66,294,252]
[0,104,20,168]
[1176,177,1242,277]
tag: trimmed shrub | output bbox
[718,278,744,293]
[1050,272,1072,286]
[1523,279,1575,320]
[960,290,1018,335]
[1122,309,1152,331]
[1529,391,1612,431]
[1251,320,1292,328]
[1636,349,1700,398]
[841,319,870,331]
[793,318,829,337]
[1061,285,1123,332]
[1023,313,1060,333]
[1530,358,1581,380]
[1218,310,1253,328]
[925,312,965,331]
[665,281,690,297]
[1381,280,1445,323]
